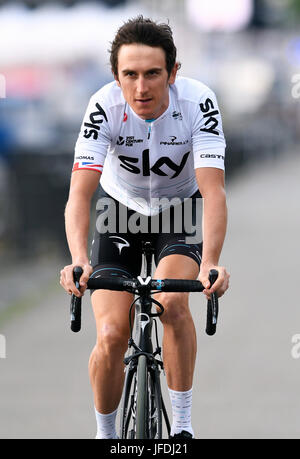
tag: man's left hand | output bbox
[198,263,230,300]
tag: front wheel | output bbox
[148,368,163,439]
[135,355,148,439]
[120,356,163,439]
[135,356,163,439]
[119,365,136,439]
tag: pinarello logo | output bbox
[123,112,128,122]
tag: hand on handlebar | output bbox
[60,260,93,297]
[198,263,230,300]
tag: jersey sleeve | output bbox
[192,89,226,170]
[72,95,111,174]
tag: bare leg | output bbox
[89,290,134,413]
[153,255,199,391]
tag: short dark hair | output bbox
[109,15,180,78]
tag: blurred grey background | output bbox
[0,0,299,439]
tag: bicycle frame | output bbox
[132,241,158,356]
[121,241,171,438]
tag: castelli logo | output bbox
[123,112,128,122]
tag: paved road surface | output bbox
[0,152,299,439]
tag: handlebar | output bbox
[70,267,219,335]
[70,266,83,332]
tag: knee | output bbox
[157,292,191,328]
[96,322,129,357]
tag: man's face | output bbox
[115,43,177,120]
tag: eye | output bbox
[148,70,159,76]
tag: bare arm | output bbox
[60,170,100,296]
[195,167,230,298]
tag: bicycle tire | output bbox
[135,355,149,439]
[148,369,163,439]
[119,366,136,439]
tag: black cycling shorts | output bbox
[89,184,203,290]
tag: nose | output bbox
[136,76,148,95]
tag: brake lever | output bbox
[205,269,219,336]
[70,266,83,333]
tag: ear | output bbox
[113,73,121,87]
[168,62,179,85]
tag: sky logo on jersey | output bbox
[199,98,220,136]
[118,149,190,179]
[83,103,108,140]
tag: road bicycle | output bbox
[69,241,219,439]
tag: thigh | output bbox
[90,223,143,281]
[90,184,144,280]
[154,254,199,304]
[90,186,142,336]
[91,289,134,341]
[153,254,199,322]
[153,195,202,311]
[154,233,202,271]
[154,253,199,280]
[153,190,203,271]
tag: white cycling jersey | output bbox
[73,76,226,215]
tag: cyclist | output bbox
[60,16,230,439]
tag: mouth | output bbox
[135,98,152,105]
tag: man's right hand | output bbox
[60,261,93,297]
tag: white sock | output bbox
[168,387,194,437]
[94,407,118,439]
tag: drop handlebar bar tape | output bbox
[70,266,83,333]
[157,279,204,292]
[206,269,219,336]
[87,277,129,291]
